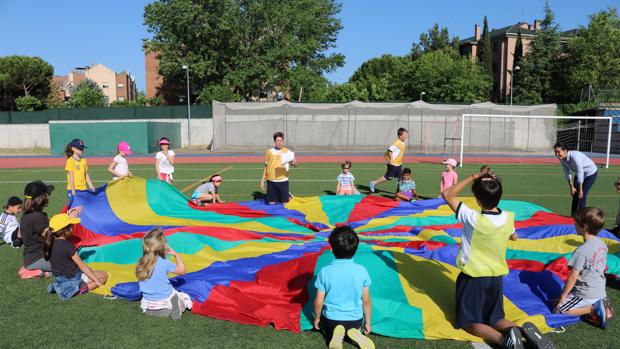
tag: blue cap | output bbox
[69,138,87,150]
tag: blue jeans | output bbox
[571,171,598,216]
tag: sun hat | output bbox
[159,137,170,145]
[118,141,132,155]
[442,158,458,167]
[49,213,80,232]
[24,180,55,199]
[69,138,87,150]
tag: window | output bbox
[102,83,109,89]
[118,96,124,101]
[117,83,124,88]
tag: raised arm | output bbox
[442,173,481,212]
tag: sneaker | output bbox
[593,299,607,329]
[502,327,524,349]
[328,325,345,349]
[347,328,375,349]
[170,294,182,320]
[521,322,555,349]
[603,297,614,324]
[369,181,376,193]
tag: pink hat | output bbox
[159,137,170,145]
[118,141,132,155]
[442,158,457,167]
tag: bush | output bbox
[196,85,242,104]
[15,95,43,111]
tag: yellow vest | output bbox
[65,157,89,190]
[389,139,406,166]
[265,147,290,181]
[457,211,514,277]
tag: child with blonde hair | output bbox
[136,228,192,319]
[336,161,356,195]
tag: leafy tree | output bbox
[0,55,53,110]
[513,29,523,68]
[325,82,368,102]
[109,100,133,107]
[144,0,344,101]
[478,16,492,76]
[68,79,107,107]
[349,54,415,101]
[411,23,459,59]
[288,66,330,102]
[15,95,43,111]
[196,84,243,104]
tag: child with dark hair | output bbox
[443,172,553,349]
[192,174,224,206]
[370,127,408,193]
[336,161,356,195]
[1,196,23,247]
[65,138,95,206]
[395,168,418,202]
[260,131,297,204]
[555,207,614,329]
[155,137,175,183]
[313,226,374,349]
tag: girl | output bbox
[396,168,419,202]
[65,138,95,205]
[553,142,598,216]
[20,180,55,276]
[192,174,224,206]
[44,213,108,300]
[135,228,192,319]
[440,158,458,194]
[1,196,22,247]
[108,141,133,180]
[155,137,175,183]
[336,161,356,195]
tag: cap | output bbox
[159,137,170,145]
[69,138,87,150]
[442,158,458,167]
[49,213,80,232]
[118,141,132,155]
[7,196,22,207]
[24,180,55,199]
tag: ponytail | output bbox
[65,144,74,158]
[43,226,72,260]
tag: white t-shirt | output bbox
[156,150,175,174]
[0,212,19,244]
[112,154,129,179]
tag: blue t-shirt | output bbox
[398,178,415,193]
[314,258,371,321]
[139,256,176,301]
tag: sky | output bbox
[0,0,616,91]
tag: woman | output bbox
[553,142,598,216]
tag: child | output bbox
[1,196,23,247]
[314,226,373,349]
[395,168,419,202]
[155,137,175,183]
[44,213,108,300]
[260,131,297,204]
[370,127,408,193]
[442,172,553,349]
[65,138,95,205]
[610,177,620,237]
[440,158,458,193]
[136,228,192,319]
[192,174,224,206]
[336,161,356,195]
[108,141,133,180]
[555,207,614,329]
[21,180,56,276]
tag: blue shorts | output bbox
[384,164,403,180]
[191,191,201,200]
[455,272,505,328]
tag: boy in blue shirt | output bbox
[313,226,373,349]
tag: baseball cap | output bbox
[49,213,80,232]
[24,180,55,199]
[69,138,87,150]
[118,141,132,155]
[442,158,458,167]
[159,137,170,145]
[6,196,22,207]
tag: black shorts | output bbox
[319,314,363,344]
[266,180,290,204]
[384,164,403,180]
[455,272,505,329]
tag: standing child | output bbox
[65,138,95,205]
[192,174,224,206]
[44,213,108,300]
[1,196,23,247]
[108,141,133,180]
[314,226,374,349]
[440,158,458,193]
[336,161,356,195]
[370,128,408,193]
[136,228,192,319]
[555,207,614,329]
[395,168,419,202]
[442,172,553,349]
[155,137,175,183]
[260,131,297,204]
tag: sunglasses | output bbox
[343,167,350,169]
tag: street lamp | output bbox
[182,65,191,148]
[420,91,426,101]
[509,66,520,106]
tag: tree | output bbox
[196,84,243,104]
[478,16,492,77]
[513,29,524,68]
[325,83,368,102]
[288,65,330,102]
[0,55,53,110]
[348,54,415,101]
[15,95,43,111]
[144,0,344,101]
[411,23,459,59]
[68,79,107,107]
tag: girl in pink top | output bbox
[440,159,458,193]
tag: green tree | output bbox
[0,55,53,110]
[288,66,330,102]
[144,0,344,101]
[348,54,415,101]
[478,16,492,77]
[15,95,43,111]
[411,23,459,59]
[68,79,107,107]
[325,83,368,102]
[513,29,523,68]
[196,84,243,104]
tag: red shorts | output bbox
[158,173,173,183]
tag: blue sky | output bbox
[0,0,615,91]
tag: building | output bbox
[145,50,186,104]
[459,20,574,102]
[54,64,137,103]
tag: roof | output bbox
[460,23,536,45]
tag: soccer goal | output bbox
[458,114,614,168]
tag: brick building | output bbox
[54,64,137,103]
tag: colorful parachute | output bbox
[71,177,620,341]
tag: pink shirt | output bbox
[441,171,458,192]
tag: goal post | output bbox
[459,114,613,169]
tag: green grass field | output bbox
[0,162,619,348]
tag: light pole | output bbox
[420,91,426,101]
[182,65,191,148]
[509,65,520,106]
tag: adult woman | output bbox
[553,142,598,216]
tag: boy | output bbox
[555,207,614,329]
[395,168,419,202]
[313,226,374,349]
[443,172,554,349]
[1,196,22,247]
[260,131,297,204]
[369,128,408,193]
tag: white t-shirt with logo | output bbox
[156,150,175,174]
[112,155,129,179]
